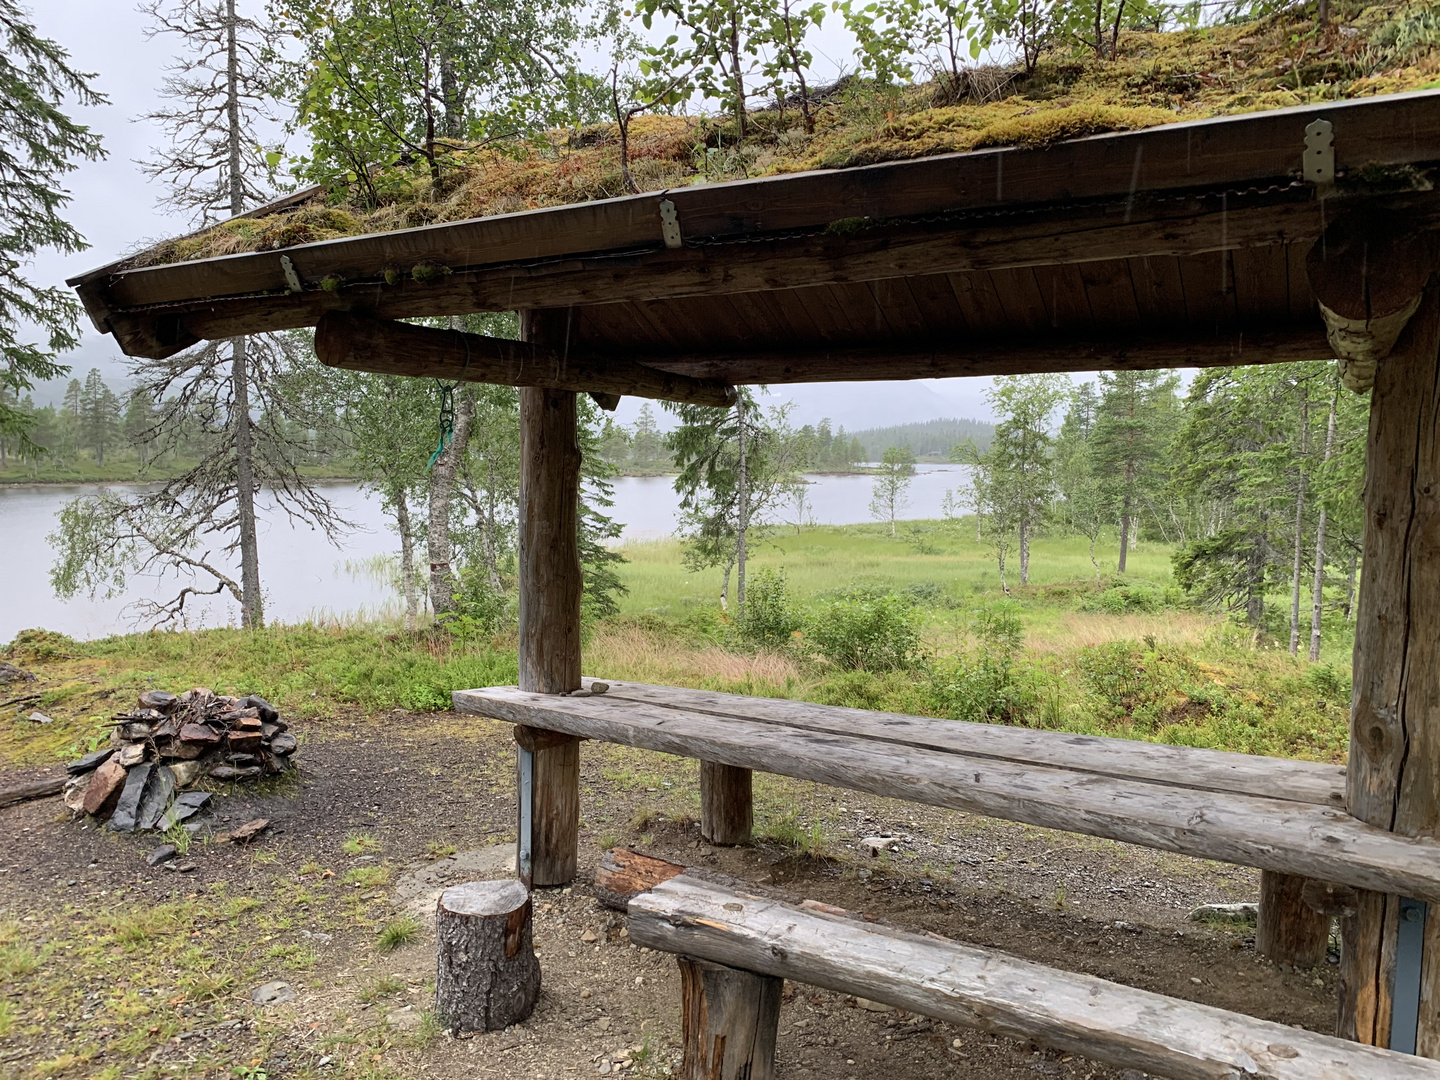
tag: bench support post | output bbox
[678,955,781,1080]
[700,762,753,845]
[516,310,584,887]
[1338,282,1440,1053]
[1257,871,1331,968]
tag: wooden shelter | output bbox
[71,88,1440,1065]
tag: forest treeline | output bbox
[959,365,1365,660]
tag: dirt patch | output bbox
[0,710,1338,1079]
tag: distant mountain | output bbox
[851,417,993,460]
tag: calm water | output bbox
[0,464,968,641]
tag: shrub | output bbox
[737,568,801,649]
[1082,578,1168,615]
[930,601,1033,724]
[441,566,511,640]
[807,587,923,671]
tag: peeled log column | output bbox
[516,309,584,888]
[700,762,753,845]
[1257,871,1331,968]
[679,955,782,1080]
[435,880,541,1033]
[1341,284,1440,1054]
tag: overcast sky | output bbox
[20,1,1014,425]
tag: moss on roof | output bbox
[138,1,1440,268]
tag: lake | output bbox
[0,464,968,641]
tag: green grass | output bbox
[376,917,422,953]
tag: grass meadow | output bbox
[2,519,1356,771]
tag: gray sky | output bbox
[22,0,1008,427]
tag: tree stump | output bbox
[679,955,781,1080]
[435,880,541,1034]
[1256,871,1331,968]
[700,761,753,846]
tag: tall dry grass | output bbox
[1026,611,1218,653]
[586,622,802,690]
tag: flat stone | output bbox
[116,742,148,767]
[225,731,263,754]
[580,929,598,943]
[385,1007,422,1030]
[209,764,261,781]
[156,790,212,831]
[62,774,91,814]
[83,757,130,818]
[107,763,155,832]
[241,695,279,722]
[178,722,219,744]
[589,682,610,694]
[137,765,177,831]
[0,661,35,682]
[146,844,178,866]
[168,760,204,788]
[28,711,54,724]
[138,690,178,713]
[858,836,898,857]
[856,997,893,1012]
[66,747,114,776]
[392,844,516,926]
[251,980,296,1006]
[267,732,298,756]
[215,818,269,844]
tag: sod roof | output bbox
[130,2,1440,270]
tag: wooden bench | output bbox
[452,679,1440,911]
[624,873,1440,1080]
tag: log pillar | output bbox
[700,761,753,845]
[678,955,782,1080]
[1257,870,1331,968]
[516,308,583,888]
[1338,283,1440,1053]
[434,880,541,1033]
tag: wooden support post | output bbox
[678,955,782,1080]
[515,309,583,888]
[1257,871,1331,968]
[1340,284,1440,1054]
[700,761,753,845]
[434,880,541,1033]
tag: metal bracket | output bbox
[1391,897,1428,1054]
[659,198,683,249]
[517,745,535,887]
[280,254,303,292]
[1303,118,1335,186]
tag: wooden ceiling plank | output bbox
[988,268,1051,331]
[1231,243,1292,324]
[1287,240,1318,320]
[1177,250,1241,330]
[904,273,971,334]
[1033,264,1095,330]
[1077,259,1140,328]
[788,283,860,340]
[1129,255,1188,328]
[866,279,930,337]
[947,272,1009,334]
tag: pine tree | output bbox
[0,5,106,451]
[1092,369,1179,573]
[77,368,119,466]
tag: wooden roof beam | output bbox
[639,325,1335,384]
[314,311,737,408]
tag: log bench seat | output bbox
[625,874,1440,1080]
[451,679,1440,906]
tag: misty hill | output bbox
[852,417,993,460]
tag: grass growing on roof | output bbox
[134,0,1440,268]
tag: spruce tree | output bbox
[1092,369,1179,573]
